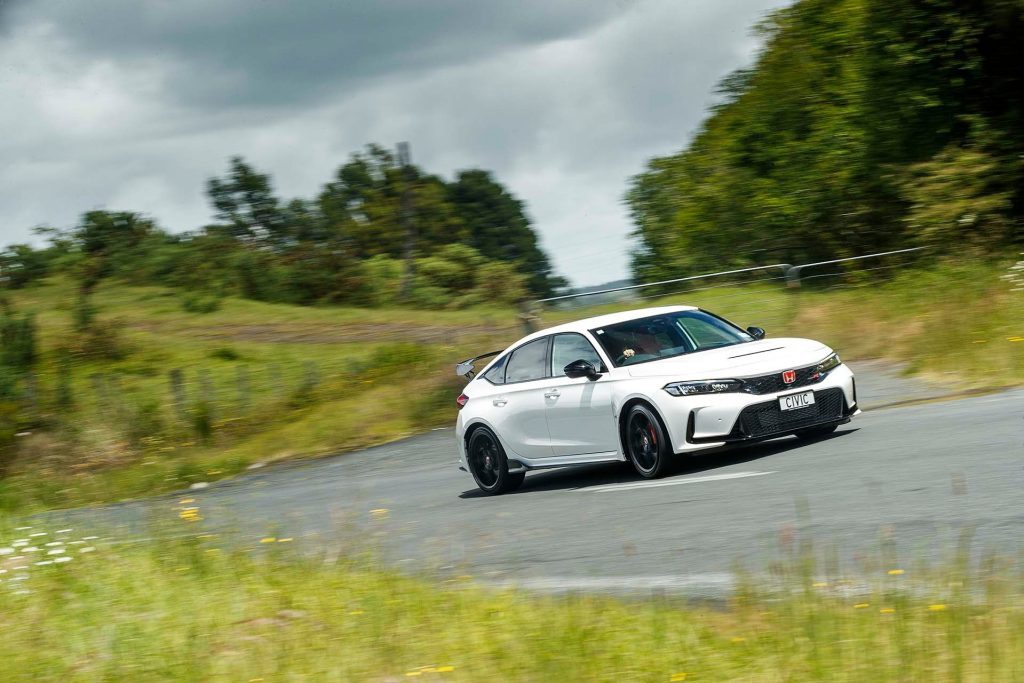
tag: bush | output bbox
[190,401,213,443]
[181,293,222,314]
[208,346,240,361]
[0,312,37,372]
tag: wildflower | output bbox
[259,537,276,544]
[854,603,870,609]
[928,604,947,611]
[880,607,895,614]
[436,666,455,673]
[277,537,293,543]
[887,569,904,576]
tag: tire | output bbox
[467,428,525,495]
[624,404,671,479]
[794,423,839,440]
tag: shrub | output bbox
[0,311,37,372]
[190,401,213,443]
[181,293,222,314]
[209,346,240,361]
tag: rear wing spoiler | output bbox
[455,350,503,379]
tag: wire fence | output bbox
[535,247,928,311]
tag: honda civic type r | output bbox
[454,305,858,495]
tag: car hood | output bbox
[624,338,832,379]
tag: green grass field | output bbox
[0,520,1021,682]
[1,259,1021,512]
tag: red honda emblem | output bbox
[782,369,796,384]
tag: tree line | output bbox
[628,0,1024,282]
[0,144,566,307]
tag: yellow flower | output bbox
[259,537,276,544]
[277,537,293,543]
[436,666,455,673]
[887,569,904,576]
[854,603,870,609]
[929,604,947,611]
[880,607,895,614]
[670,674,688,682]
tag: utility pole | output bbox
[397,141,415,300]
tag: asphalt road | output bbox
[51,362,1024,596]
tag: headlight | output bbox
[663,379,742,396]
[816,352,841,374]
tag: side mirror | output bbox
[747,326,766,340]
[564,359,602,381]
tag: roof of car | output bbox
[518,305,698,344]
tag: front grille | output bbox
[741,364,825,395]
[731,388,845,439]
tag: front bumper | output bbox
[661,364,857,453]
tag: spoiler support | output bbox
[455,350,503,379]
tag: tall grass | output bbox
[0,522,1021,681]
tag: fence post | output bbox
[236,365,251,415]
[169,369,187,421]
[198,369,216,422]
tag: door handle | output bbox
[493,398,508,407]
[544,389,560,399]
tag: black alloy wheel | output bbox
[625,404,670,479]
[467,428,525,495]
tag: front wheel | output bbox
[467,428,525,495]
[794,423,838,440]
[624,404,671,479]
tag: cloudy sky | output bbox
[1,0,789,286]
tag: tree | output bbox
[447,169,562,297]
[207,157,287,245]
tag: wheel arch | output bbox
[617,396,673,456]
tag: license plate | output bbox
[779,390,815,411]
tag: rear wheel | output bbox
[794,423,839,439]
[624,404,671,479]
[467,428,525,495]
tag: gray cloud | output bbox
[0,0,789,286]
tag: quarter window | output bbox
[550,333,603,376]
[481,354,509,385]
[504,338,550,383]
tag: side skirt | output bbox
[508,451,625,473]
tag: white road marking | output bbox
[578,470,774,493]
[486,574,736,594]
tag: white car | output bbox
[455,305,858,494]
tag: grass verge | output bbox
[0,524,1022,681]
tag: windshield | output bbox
[591,310,753,366]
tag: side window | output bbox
[505,338,550,383]
[481,354,508,385]
[551,333,603,376]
